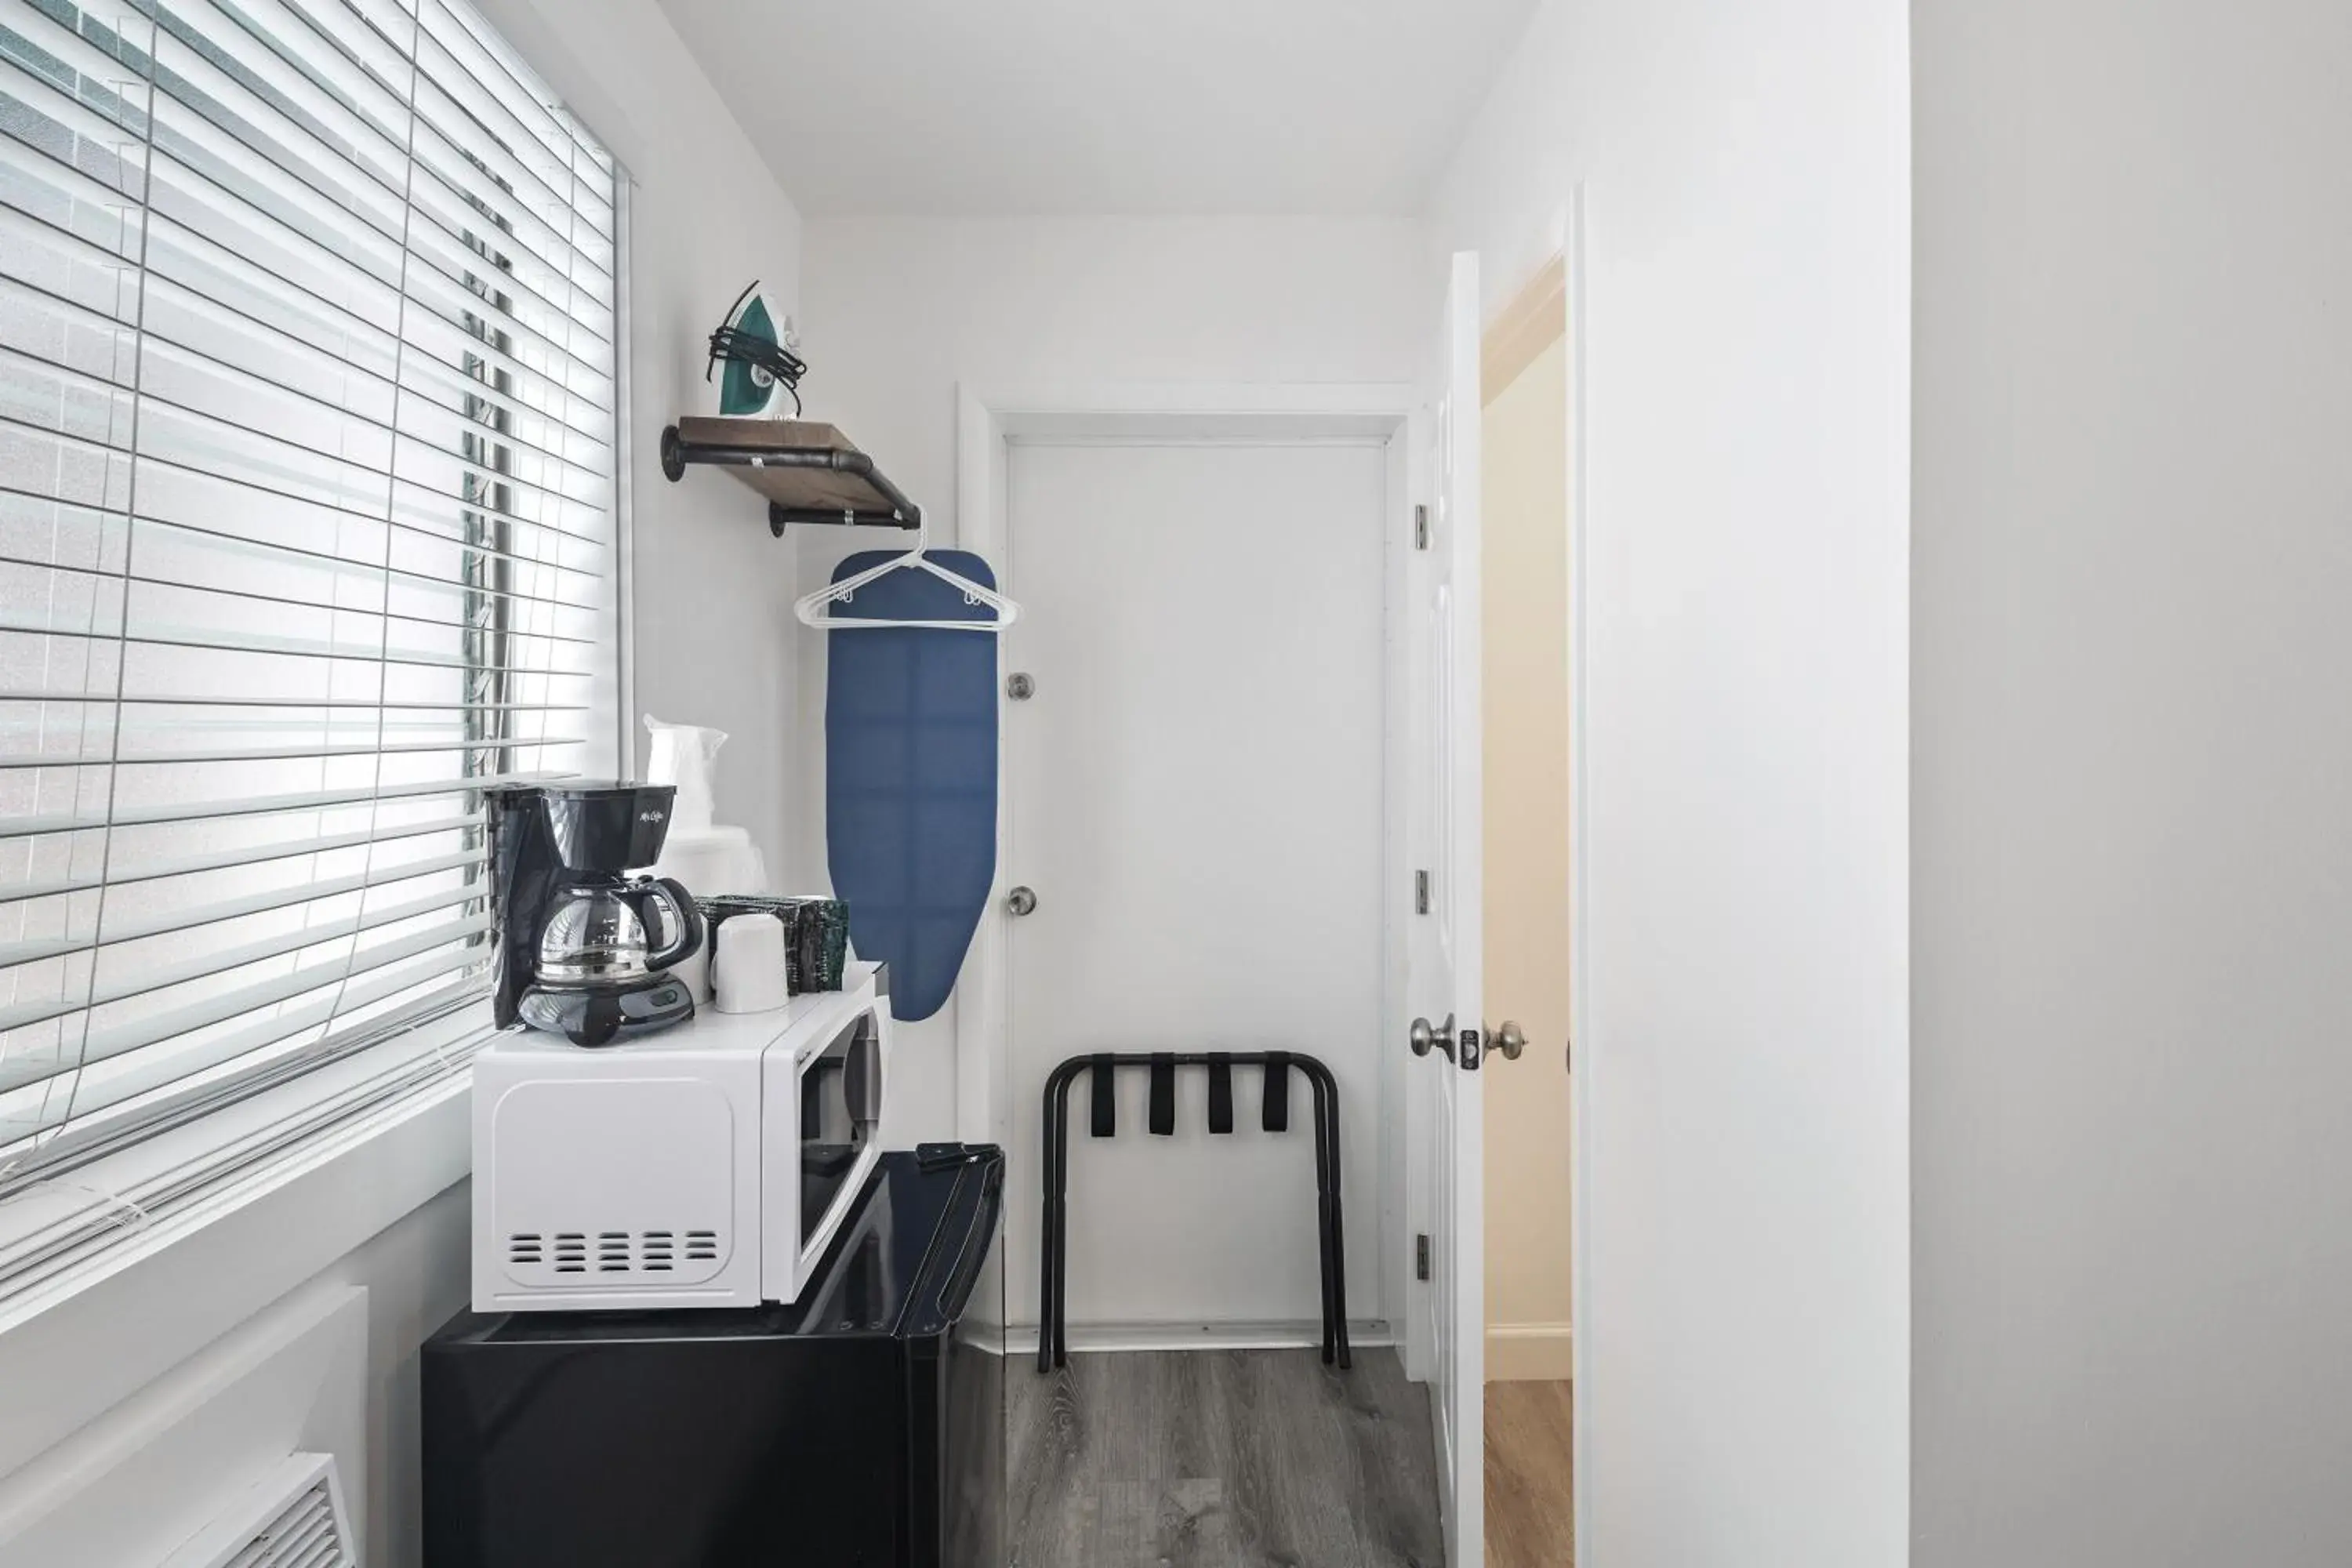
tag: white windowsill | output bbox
[0,1059,475,1480]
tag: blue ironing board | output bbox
[824,550,1000,1022]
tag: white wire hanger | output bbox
[793,521,1022,633]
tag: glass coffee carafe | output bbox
[535,876,699,987]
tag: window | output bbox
[0,0,619,1198]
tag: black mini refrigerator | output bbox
[423,1148,1005,1568]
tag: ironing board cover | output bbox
[823,550,1001,1021]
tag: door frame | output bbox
[1459,191,1592,1564]
[1488,186,1594,1568]
[953,381,1429,1353]
[1559,187,1593,1568]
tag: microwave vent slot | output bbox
[506,1228,720,1277]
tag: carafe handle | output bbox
[639,877,705,972]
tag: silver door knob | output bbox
[1410,1014,1457,1062]
[1493,1021,1528,1061]
[1006,885,1037,916]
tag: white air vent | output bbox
[505,1228,724,1275]
[159,1453,354,1568]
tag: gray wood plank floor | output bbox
[1005,1348,1443,1568]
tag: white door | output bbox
[1001,439,1390,1337]
[1412,250,1486,1566]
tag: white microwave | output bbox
[470,966,891,1312]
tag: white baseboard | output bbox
[1486,1321,1574,1381]
[1006,1319,1394,1357]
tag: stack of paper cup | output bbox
[712,912,789,1014]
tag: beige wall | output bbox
[1482,331,1575,1381]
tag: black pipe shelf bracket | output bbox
[1036,1050,1352,1374]
[658,416,923,535]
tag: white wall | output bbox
[1432,1,1911,1559]
[0,1159,467,1568]
[794,216,1437,1142]
[1482,331,1576,1381]
[477,0,808,866]
[1913,3,2352,1559]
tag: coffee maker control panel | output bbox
[623,983,690,1019]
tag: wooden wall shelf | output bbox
[658,417,922,533]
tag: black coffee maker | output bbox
[488,782,706,1047]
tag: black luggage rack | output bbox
[1037,1050,1351,1373]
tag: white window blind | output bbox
[0,0,617,1192]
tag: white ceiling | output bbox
[655,0,1540,216]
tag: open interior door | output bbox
[1409,249,1486,1566]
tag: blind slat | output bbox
[0,610,601,670]
[4,967,485,1163]
[0,735,584,768]
[0,498,609,612]
[0,768,562,839]
[89,913,494,1057]
[0,691,585,710]
[23,426,612,578]
[0,935,79,967]
[98,847,480,947]
[0,915,493,1093]
[0,553,603,637]
[0,885,488,1044]
[0,809,480,904]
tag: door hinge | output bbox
[1414,503,1430,550]
[1416,1232,1432,1282]
[1414,869,1431,915]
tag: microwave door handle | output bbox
[846,1022,882,1125]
